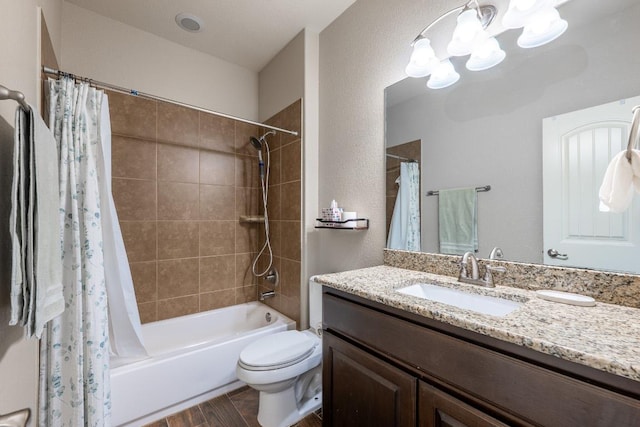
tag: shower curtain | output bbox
[387,162,421,251]
[39,77,145,426]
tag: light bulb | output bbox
[503,0,552,29]
[405,38,438,78]
[427,59,460,89]
[447,9,486,57]
[514,0,536,12]
[466,37,506,71]
[518,6,568,48]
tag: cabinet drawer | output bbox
[324,292,640,426]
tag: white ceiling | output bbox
[65,0,356,72]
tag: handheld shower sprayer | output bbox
[249,130,278,281]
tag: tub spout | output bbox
[260,290,276,301]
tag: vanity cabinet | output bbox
[322,288,640,427]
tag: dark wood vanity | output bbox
[322,287,640,427]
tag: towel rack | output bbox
[625,105,640,162]
[426,185,491,196]
[0,84,29,111]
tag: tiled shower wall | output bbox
[259,100,302,325]
[109,91,302,324]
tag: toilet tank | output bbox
[309,278,323,335]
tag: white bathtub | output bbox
[110,301,295,426]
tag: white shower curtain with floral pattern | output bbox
[39,77,111,426]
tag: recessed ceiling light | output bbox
[175,13,204,33]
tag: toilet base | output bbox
[257,388,322,427]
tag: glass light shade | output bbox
[466,37,506,71]
[502,0,552,29]
[406,38,438,77]
[427,59,460,89]
[447,9,486,57]
[517,7,568,48]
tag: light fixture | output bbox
[175,13,204,33]
[427,59,460,89]
[405,0,568,89]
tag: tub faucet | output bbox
[260,290,276,301]
[459,252,506,288]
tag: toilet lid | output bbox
[239,330,317,371]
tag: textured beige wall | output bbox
[0,1,62,423]
[316,0,447,274]
[61,2,259,121]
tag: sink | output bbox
[397,283,522,317]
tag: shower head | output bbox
[250,136,263,151]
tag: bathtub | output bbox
[110,301,295,426]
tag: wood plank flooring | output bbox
[143,386,322,427]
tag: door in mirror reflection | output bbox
[543,95,640,274]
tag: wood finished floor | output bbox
[143,386,322,427]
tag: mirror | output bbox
[385,0,640,273]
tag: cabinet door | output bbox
[419,382,509,427]
[323,331,417,427]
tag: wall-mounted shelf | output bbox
[315,218,369,230]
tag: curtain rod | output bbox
[386,153,417,162]
[42,67,298,137]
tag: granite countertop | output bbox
[313,265,640,383]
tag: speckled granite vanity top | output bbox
[313,265,640,383]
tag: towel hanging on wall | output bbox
[438,187,478,255]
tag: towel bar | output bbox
[0,408,30,427]
[0,84,29,111]
[426,185,491,196]
[625,105,640,162]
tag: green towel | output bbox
[438,187,478,255]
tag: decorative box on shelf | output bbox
[315,218,369,230]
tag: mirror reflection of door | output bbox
[543,95,640,274]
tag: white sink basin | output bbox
[397,283,522,317]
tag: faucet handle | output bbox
[483,264,506,287]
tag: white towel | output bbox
[598,149,640,213]
[9,105,63,338]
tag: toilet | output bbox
[236,278,323,427]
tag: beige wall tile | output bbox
[200,255,235,292]
[266,185,280,220]
[120,221,157,262]
[158,182,200,220]
[112,178,156,221]
[108,91,157,140]
[199,221,235,256]
[236,187,261,218]
[157,102,199,147]
[235,285,257,304]
[236,253,257,287]
[112,136,156,180]
[157,144,200,183]
[158,258,199,299]
[280,258,301,299]
[267,148,281,186]
[157,221,199,260]
[235,155,260,188]
[130,261,157,303]
[280,221,301,261]
[200,113,235,153]
[199,184,235,220]
[280,181,300,221]
[157,295,199,320]
[200,289,235,311]
[200,151,235,186]
[235,222,259,254]
[268,221,282,257]
[279,100,302,147]
[281,140,301,183]
[138,301,157,324]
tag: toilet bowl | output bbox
[236,279,323,427]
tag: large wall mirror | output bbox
[385,0,640,274]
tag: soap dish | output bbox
[535,290,596,307]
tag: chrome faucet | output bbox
[459,251,506,288]
[259,290,276,301]
[489,247,504,260]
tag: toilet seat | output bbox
[239,330,318,371]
